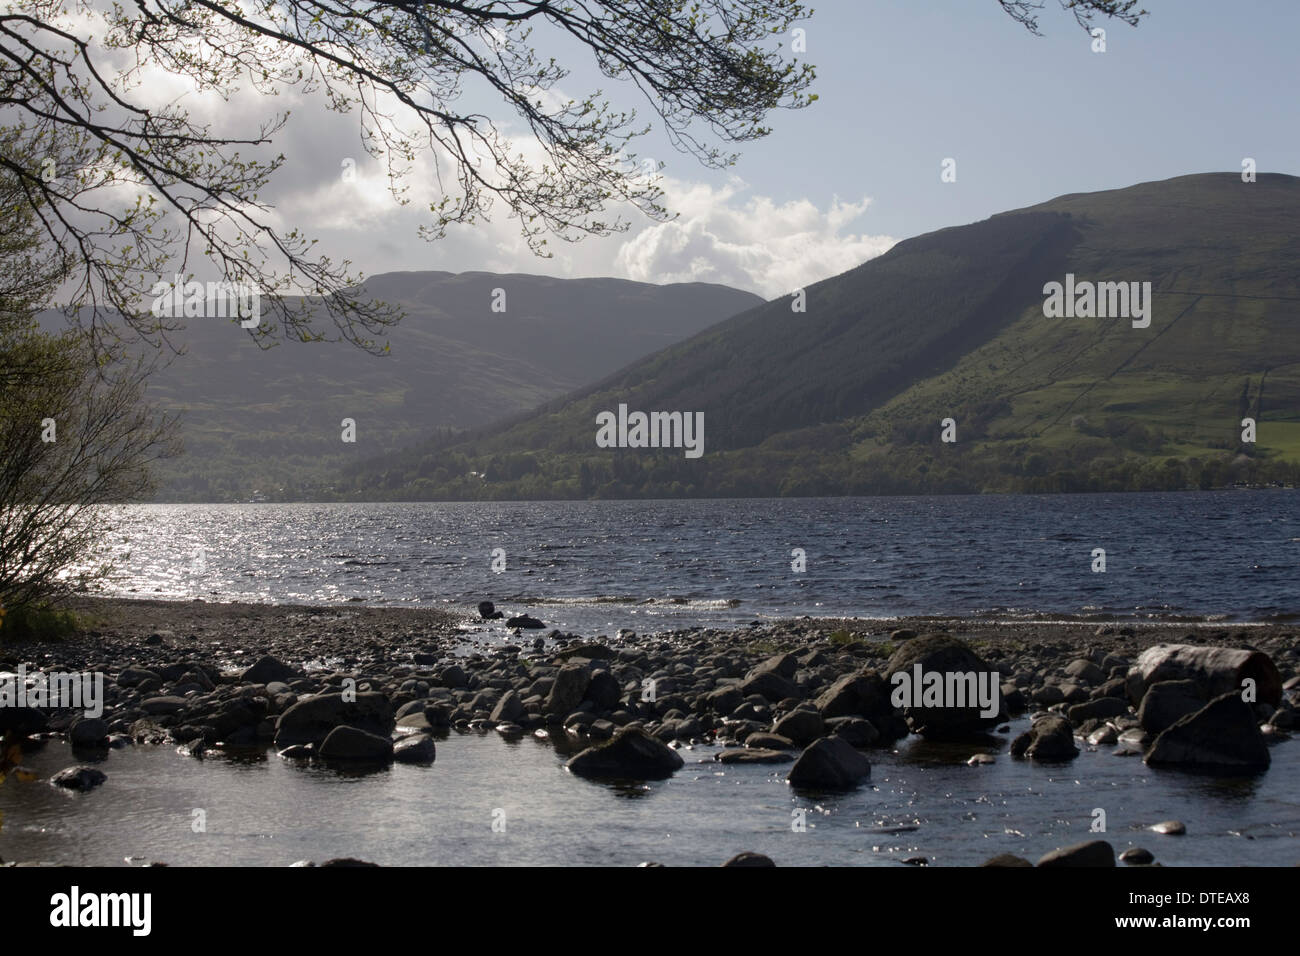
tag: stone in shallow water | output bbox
[825,716,880,748]
[886,635,1004,739]
[721,852,775,867]
[566,726,684,781]
[274,691,394,749]
[1138,679,1205,735]
[772,707,824,746]
[787,735,870,791]
[1145,692,1270,773]
[1120,847,1155,864]
[317,725,394,762]
[1087,725,1119,746]
[318,858,380,867]
[717,747,793,764]
[393,734,436,764]
[68,717,110,748]
[1010,714,1078,761]
[50,766,106,792]
[1149,820,1186,835]
[967,753,995,765]
[544,663,591,717]
[1036,840,1116,868]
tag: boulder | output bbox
[1037,840,1116,867]
[739,669,800,703]
[1066,696,1129,725]
[50,766,106,792]
[814,669,892,720]
[393,734,437,764]
[706,685,745,715]
[585,669,622,710]
[240,655,299,685]
[1064,659,1105,684]
[438,664,469,689]
[545,663,592,717]
[1145,692,1270,773]
[771,708,824,746]
[317,725,395,762]
[1000,683,1028,714]
[0,705,47,736]
[1010,714,1078,761]
[1137,679,1205,735]
[717,748,793,764]
[273,691,394,748]
[566,727,684,781]
[825,716,880,748]
[980,853,1034,867]
[1032,685,1065,706]
[68,717,110,748]
[721,852,775,867]
[478,601,504,619]
[116,665,159,688]
[139,695,187,716]
[786,735,871,790]
[1126,644,1281,707]
[506,615,545,630]
[750,653,799,679]
[489,690,525,723]
[885,634,1002,739]
[1120,848,1155,865]
[652,716,701,742]
[207,697,269,740]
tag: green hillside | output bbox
[341,173,1300,499]
[43,273,762,501]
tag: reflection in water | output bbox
[2,721,1293,867]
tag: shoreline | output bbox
[49,594,1293,650]
[2,594,1294,868]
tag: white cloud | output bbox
[613,179,896,298]
[40,8,896,297]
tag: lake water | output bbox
[13,491,1294,867]
[86,492,1300,634]
[4,724,1296,867]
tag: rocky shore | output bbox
[2,596,1297,867]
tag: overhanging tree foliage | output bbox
[0,1,1145,356]
[0,149,177,613]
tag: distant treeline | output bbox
[332,441,1297,501]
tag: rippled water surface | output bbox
[18,492,1294,867]
[3,728,1296,867]
[84,492,1299,633]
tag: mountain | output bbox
[43,272,762,500]
[340,173,1300,499]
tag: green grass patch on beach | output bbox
[0,603,80,643]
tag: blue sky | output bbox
[726,0,1299,242]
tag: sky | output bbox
[41,0,1300,301]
